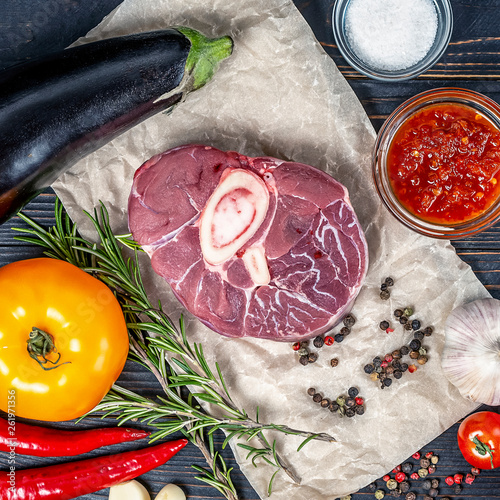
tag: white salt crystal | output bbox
[344,0,438,71]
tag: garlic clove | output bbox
[441,297,500,406]
[154,483,186,500]
[109,480,151,500]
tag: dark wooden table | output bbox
[1,1,500,499]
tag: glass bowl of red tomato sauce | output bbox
[373,88,500,239]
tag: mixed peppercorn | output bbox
[292,313,357,366]
[307,386,365,418]
[363,449,480,499]
[364,278,433,389]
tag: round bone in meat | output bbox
[128,144,368,342]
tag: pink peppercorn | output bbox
[324,336,334,346]
[445,476,454,486]
[412,452,421,459]
[465,473,475,485]
[425,451,433,459]
[410,473,419,480]
[355,396,364,406]
[408,364,418,373]
[292,342,301,351]
[392,465,401,473]
[454,473,463,484]
[383,474,390,482]
[471,467,481,475]
[395,472,406,483]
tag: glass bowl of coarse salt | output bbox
[332,0,453,81]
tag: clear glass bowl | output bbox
[332,0,453,81]
[373,88,500,239]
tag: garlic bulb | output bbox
[442,297,500,405]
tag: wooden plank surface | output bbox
[1,1,500,499]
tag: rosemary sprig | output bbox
[14,201,336,498]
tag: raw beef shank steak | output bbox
[128,144,368,342]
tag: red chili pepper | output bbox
[0,438,187,500]
[0,418,150,457]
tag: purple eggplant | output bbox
[0,27,233,223]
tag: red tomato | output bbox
[457,411,500,469]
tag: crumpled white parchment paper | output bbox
[52,0,484,497]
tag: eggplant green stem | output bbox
[178,27,233,90]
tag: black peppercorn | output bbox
[307,387,316,396]
[329,401,339,412]
[413,330,424,341]
[400,363,409,372]
[334,333,344,343]
[453,484,463,494]
[392,349,402,359]
[380,320,390,330]
[409,350,419,359]
[345,407,355,417]
[399,316,408,324]
[345,397,355,408]
[400,345,410,356]
[411,319,421,330]
[404,322,413,331]
[422,479,431,490]
[373,356,383,366]
[385,277,394,286]
[394,370,403,379]
[308,352,318,363]
[380,290,390,300]
[299,355,309,366]
[394,308,404,318]
[428,488,438,498]
[401,462,413,473]
[364,363,375,374]
[381,282,388,291]
[405,493,416,500]
[383,378,392,387]
[340,326,351,336]
[313,336,324,348]
[430,478,439,489]
[409,339,421,351]
[330,358,339,367]
[423,326,433,336]
[348,387,359,398]
[420,458,431,468]
[343,314,356,327]
[399,481,409,493]
[367,482,377,492]
[312,393,322,403]
[355,404,365,415]
[320,398,330,408]
[389,489,401,497]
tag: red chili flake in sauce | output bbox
[387,103,500,224]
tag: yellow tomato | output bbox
[0,258,129,421]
